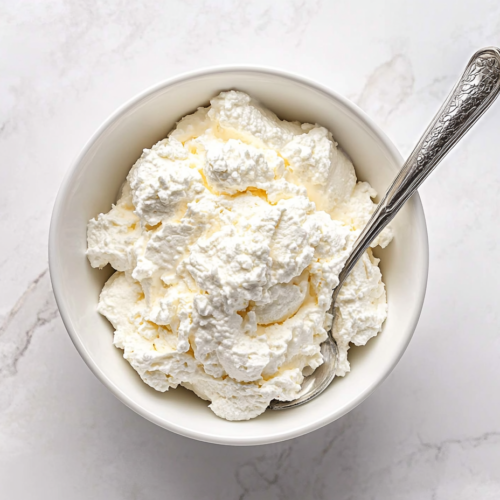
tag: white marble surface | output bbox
[1,1,500,498]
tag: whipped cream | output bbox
[87,91,392,421]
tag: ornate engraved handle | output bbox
[331,47,500,309]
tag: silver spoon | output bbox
[270,46,500,411]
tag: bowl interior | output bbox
[50,68,428,445]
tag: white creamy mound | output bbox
[87,91,392,421]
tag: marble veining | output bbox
[1,0,500,498]
[0,269,57,378]
[356,53,415,127]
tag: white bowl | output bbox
[49,66,428,446]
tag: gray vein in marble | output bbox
[236,444,294,500]
[416,431,500,461]
[355,429,500,496]
[0,269,58,377]
[281,0,322,47]
[418,75,454,101]
[234,414,358,500]
[356,54,415,126]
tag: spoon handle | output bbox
[332,47,500,303]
